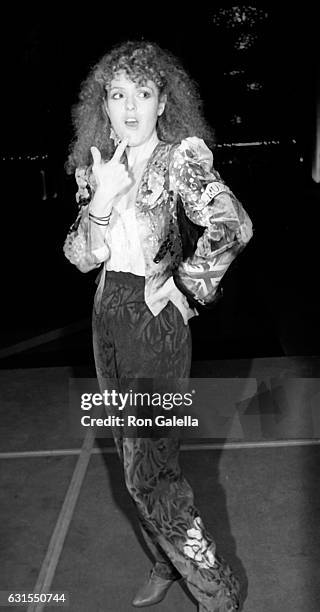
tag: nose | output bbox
[125,95,136,111]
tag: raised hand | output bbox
[90,138,132,215]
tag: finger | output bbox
[112,138,129,162]
[90,146,101,166]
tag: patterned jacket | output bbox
[63,137,253,315]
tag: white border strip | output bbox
[1,438,320,460]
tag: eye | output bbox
[110,91,123,100]
[138,89,152,99]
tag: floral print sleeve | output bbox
[170,137,253,305]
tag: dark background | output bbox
[1,5,319,367]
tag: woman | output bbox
[64,40,252,612]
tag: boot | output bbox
[132,568,176,607]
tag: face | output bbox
[105,72,166,147]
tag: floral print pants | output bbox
[92,271,240,612]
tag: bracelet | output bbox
[90,219,110,226]
[89,210,112,226]
[89,211,112,220]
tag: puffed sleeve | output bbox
[170,137,253,305]
[63,167,110,272]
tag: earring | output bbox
[110,127,121,146]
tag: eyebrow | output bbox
[109,83,154,92]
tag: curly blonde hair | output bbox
[66,40,215,173]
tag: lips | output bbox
[125,118,139,128]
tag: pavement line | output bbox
[180,439,320,450]
[0,449,83,458]
[26,428,95,612]
[1,438,320,460]
[0,318,89,359]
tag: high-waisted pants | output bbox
[92,271,240,612]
